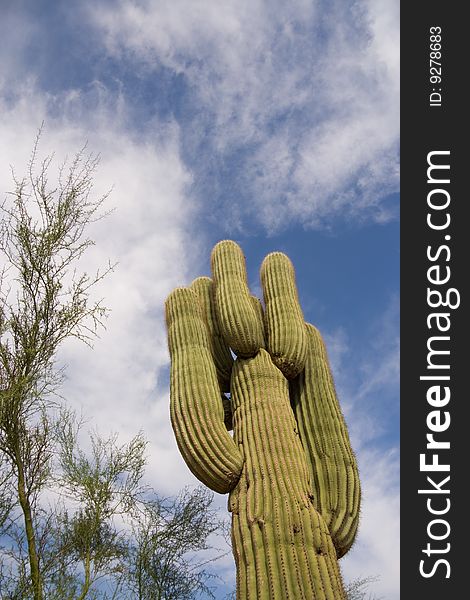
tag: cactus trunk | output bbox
[229,350,345,600]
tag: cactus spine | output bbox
[165,241,360,599]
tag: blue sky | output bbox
[0,1,399,598]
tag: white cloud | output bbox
[0,78,204,497]
[89,0,399,232]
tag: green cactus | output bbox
[165,240,361,599]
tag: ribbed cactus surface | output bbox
[165,241,361,599]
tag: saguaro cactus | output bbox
[165,241,360,600]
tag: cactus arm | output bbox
[260,252,307,379]
[165,287,244,493]
[189,277,235,429]
[290,324,361,557]
[211,240,265,357]
[190,276,234,392]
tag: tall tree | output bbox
[0,134,112,600]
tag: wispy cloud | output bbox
[89,0,399,232]
[356,297,400,403]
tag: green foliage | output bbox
[128,487,221,600]
[0,413,226,600]
[0,134,112,401]
[345,576,382,600]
